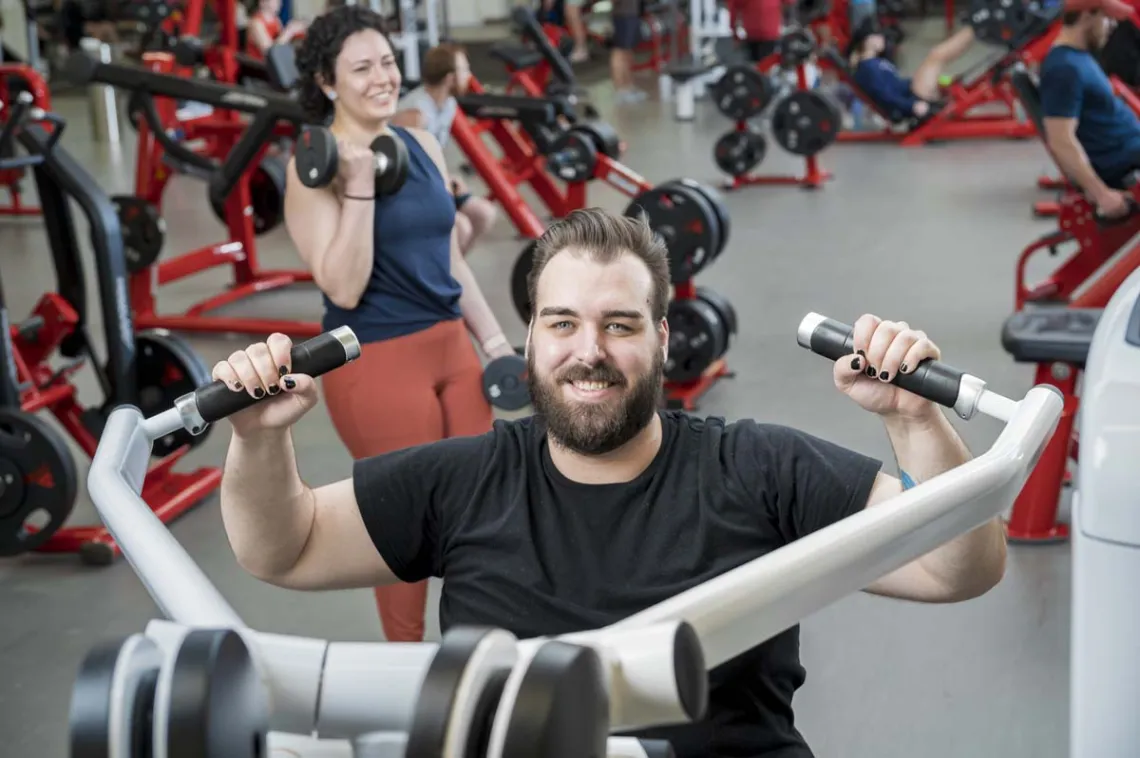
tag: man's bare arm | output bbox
[862,407,1007,603]
[1044,116,1114,201]
[219,428,398,590]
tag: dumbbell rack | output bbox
[719,55,833,192]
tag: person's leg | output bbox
[435,321,495,439]
[610,15,644,103]
[321,330,447,643]
[564,0,590,62]
[910,26,976,101]
[457,196,498,250]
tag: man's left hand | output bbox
[834,314,940,419]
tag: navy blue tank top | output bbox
[321,126,462,343]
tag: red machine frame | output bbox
[1005,186,1140,542]
[720,53,833,191]
[0,64,221,563]
[0,69,43,216]
[819,26,1056,147]
[130,51,319,337]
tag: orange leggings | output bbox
[321,318,493,642]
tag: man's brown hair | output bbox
[422,43,467,86]
[526,208,672,323]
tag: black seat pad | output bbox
[489,44,543,70]
[1001,306,1103,365]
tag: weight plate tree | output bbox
[770,91,842,157]
[0,408,79,556]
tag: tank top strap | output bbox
[390,126,444,186]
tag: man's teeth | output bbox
[573,381,611,391]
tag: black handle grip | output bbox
[193,327,361,424]
[797,313,964,410]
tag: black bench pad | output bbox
[1001,306,1103,365]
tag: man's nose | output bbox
[575,329,607,364]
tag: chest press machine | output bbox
[67,308,1066,756]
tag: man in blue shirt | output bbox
[1040,0,1140,218]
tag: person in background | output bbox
[728,0,785,61]
[543,0,592,63]
[610,0,646,103]
[246,0,308,61]
[391,44,499,256]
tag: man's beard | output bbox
[529,349,663,456]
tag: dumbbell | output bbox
[483,353,531,411]
[294,126,410,195]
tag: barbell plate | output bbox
[295,126,338,189]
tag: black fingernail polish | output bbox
[866,366,877,378]
[857,349,866,357]
[879,371,890,382]
[279,365,288,376]
[268,384,280,395]
[253,388,265,399]
[850,356,861,370]
[283,376,296,390]
[900,363,908,373]
[233,381,243,390]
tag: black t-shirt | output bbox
[354,411,882,758]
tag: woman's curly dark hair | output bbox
[296,5,390,123]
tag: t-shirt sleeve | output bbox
[353,432,492,583]
[726,421,883,541]
[1040,59,1083,119]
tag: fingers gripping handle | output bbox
[796,313,985,419]
[175,327,361,433]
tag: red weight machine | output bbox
[0,68,45,216]
[718,51,833,191]
[663,281,734,411]
[817,22,1056,147]
[121,51,318,337]
[1000,69,1140,542]
[0,65,221,563]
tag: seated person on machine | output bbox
[1040,0,1140,218]
[391,43,499,256]
[245,0,308,61]
[213,207,1008,758]
[846,19,977,121]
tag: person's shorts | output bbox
[454,193,472,211]
[612,15,640,50]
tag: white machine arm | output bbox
[80,314,1063,758]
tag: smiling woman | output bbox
[281,5,516,644]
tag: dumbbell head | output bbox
[371,132,410,196]
[295,126,339,188]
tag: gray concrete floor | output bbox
[0,27,1086,758]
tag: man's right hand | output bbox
[1095,188,1132,219]
[211,334,320,437]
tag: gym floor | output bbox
[1,19,1075,758]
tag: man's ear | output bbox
[658,317,669,362]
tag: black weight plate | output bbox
[626,183,720,285]
[483,354,531,411]
[576,120,621,159]
[135,330,213,459]
[664,178,732,259]
[112,194,166,274]
[373,132,410,195]
[496,640,608,758]
[248,154,287,235]
[69,634,162,758]
[968,0,1033,46]
[0,408,78,557]
[548,129,598,184]
[405,627,518,758]
[161,628,268,758]
[511,239,538,323]
[780,28,815,66]
[665,298,728,383]
[696,286,738,336]
[710,64,775,121]
[713,129,767,178]
[796,0,829,22]
[295,126,338,188]
[771,90,842,157]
